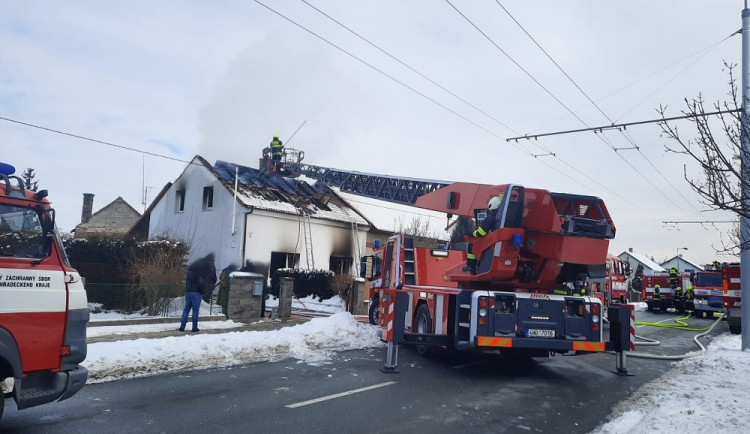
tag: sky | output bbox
[61,298,750,433]
[1,1,747,265]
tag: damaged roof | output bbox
[212,160,369,226]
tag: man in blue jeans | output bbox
[179,252,217,332]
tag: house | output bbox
[74,193,141,239]
[145,156,371,278]
[660,256,704,275]
[618,250,666,276]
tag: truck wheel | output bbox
[694,310,703,318]
[368,297,379,325]
[415,304,434,357]
[0,393,4,422]
[729,323,741,334]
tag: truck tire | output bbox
[729,323,741,334]
[415,304,434,357]
[368,297,379,325]
[0,393,4,422]
[693,310,703,318]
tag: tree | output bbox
[22,167,38,191]
[392,215,438,239]
[449,216,475,247]
[658,62,744,252]
[630,263,643,294]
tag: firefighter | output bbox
[652,284,661,312]
[669,266,678,289]
[573,286,587,297]
[684,285,695,313]
[673,286,684,314]
[270,134,284,168]
[553,287,569,296]
[462,193,504,275]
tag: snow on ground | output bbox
[83,298,750,433]
[84,312,382,383]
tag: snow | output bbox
[82,299,750,433]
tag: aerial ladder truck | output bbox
[259,148,635,372]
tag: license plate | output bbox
[527,329,555,338]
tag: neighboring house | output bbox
[74,194,141,239]
[145,156,371,278]
[660,256,704,275]
[618,250,666,276]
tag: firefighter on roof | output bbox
[463,193,503,275]
[270,134,284,168]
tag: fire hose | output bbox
[624,313,725,360]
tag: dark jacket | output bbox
[185,254,217,295]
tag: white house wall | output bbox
[244,209,367,274]
[148,161,243,269]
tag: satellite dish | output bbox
[0,162,15,176]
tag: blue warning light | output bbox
[0,162,15,176]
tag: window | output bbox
[176,189,185,212]
[0,205,46,259]
[202,186,214,210]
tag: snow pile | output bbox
[593,333,750,433]
[84,312,382,383]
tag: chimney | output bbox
[81,193,94,223]
[629,247,633,253]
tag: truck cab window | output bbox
[0,205,46,259]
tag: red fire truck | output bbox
[0,163,88,421]
[373,183,632,361]
[642,272,691,313]
[691,270,724,319]
[722,262,741,334]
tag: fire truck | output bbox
[265,153,634,367]
[691,270,724,319]
[588,254,630,314]
[722,262,741,334]
[0,163,88,421]
[642,272,691,313]
[374,182,631,360]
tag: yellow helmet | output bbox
[655,284,660,288]
[273,134,279,139]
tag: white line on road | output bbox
[285,381,397,409]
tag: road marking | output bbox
[285,381,397,408]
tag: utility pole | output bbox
[741,0,750,350]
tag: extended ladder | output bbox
[351,221,361,277]
[303,214,315,269]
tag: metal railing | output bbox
[86,283,223,321]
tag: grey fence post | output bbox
[278,277,294,321]
[226,272,265,323]
[350,278,368,316]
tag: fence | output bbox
[86,283,223,322]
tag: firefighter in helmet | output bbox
[669,266,678,289]
[463,193,504,275]
[653,284,661,312]
[673,286,684,314]
[270,134,284,168]
[684,285,695,313]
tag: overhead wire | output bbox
[0,115,194,165]
[254,0,656,220]
[489,1,706,214]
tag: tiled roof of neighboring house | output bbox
[75,196,141,237]
[212,160,370,226]
[618,251,666,272]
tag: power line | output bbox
[488,1,698,214]
[299,0,515,134]
[0,115,193,165]
[446,1,684,217]
[505,109,741,141]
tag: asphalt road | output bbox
[1,311,729,434]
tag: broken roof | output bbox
[212,160,369,226]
